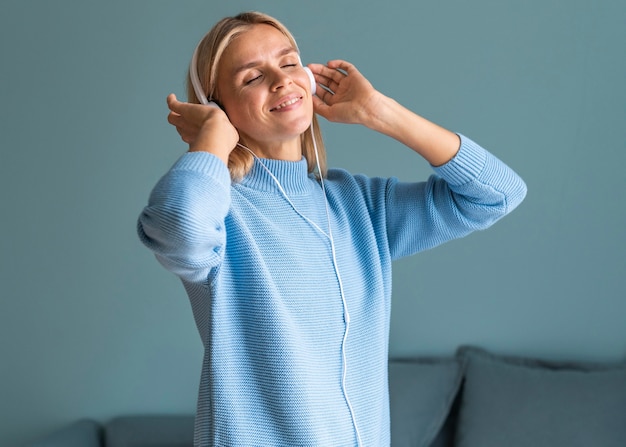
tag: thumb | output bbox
[167,93,184,113]
[312,95,332,120]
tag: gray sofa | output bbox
[28,346,626,447]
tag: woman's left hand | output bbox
[308,60,382,126]
[310,60,461,166]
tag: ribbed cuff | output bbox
[433,134,487,186]
[171,151,231,189]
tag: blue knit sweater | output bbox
[137,134,526,446]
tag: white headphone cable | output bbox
[236,143,330,240]
[311,132,364,447]
[237,124,363,447]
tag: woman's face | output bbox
[216,24,314,155]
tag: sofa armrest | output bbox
[105,415,194,447]
[26,419,102,447]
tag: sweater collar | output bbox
[240,157,313,195]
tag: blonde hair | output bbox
[186,11,326,181]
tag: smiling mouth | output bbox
[270,97,302,111]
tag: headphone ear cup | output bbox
[303,66,316,95]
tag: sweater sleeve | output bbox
[137,151,231,285]
[386,134,527,259]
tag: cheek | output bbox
[225,103,270,143]
[221,90,258,123]
[226,98,262,132]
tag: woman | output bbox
[138,11,526,447]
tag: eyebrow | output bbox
[232,47,298,76]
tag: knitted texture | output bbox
[138,135,526,446]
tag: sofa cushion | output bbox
[389,357,463,447]
[104,415,194,447]
[455,346,626,447]
[28,419,102,447]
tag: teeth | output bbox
[273,97,300,110]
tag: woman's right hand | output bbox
[166,94,239,164]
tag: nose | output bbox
[269,67,293,91]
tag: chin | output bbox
[274,116,312,139]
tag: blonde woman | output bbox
[138,11,526,446]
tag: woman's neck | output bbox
[239,135,302,161]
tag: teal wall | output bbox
[1,0,624,444]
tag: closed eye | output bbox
[244,63,297,85]
[245,74,262,85]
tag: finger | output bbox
[310,74,338,97]
[324,78,343,95]
[313,66,351,95]
[326,59,354,75]
[311,95,332,119]
[309,63,344,82]
[170,119,194,144]
[167,111,181,125]
[328,69,348,86]
[316,86,335,104]
[180,130,194,144]
[167,93,177,107]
